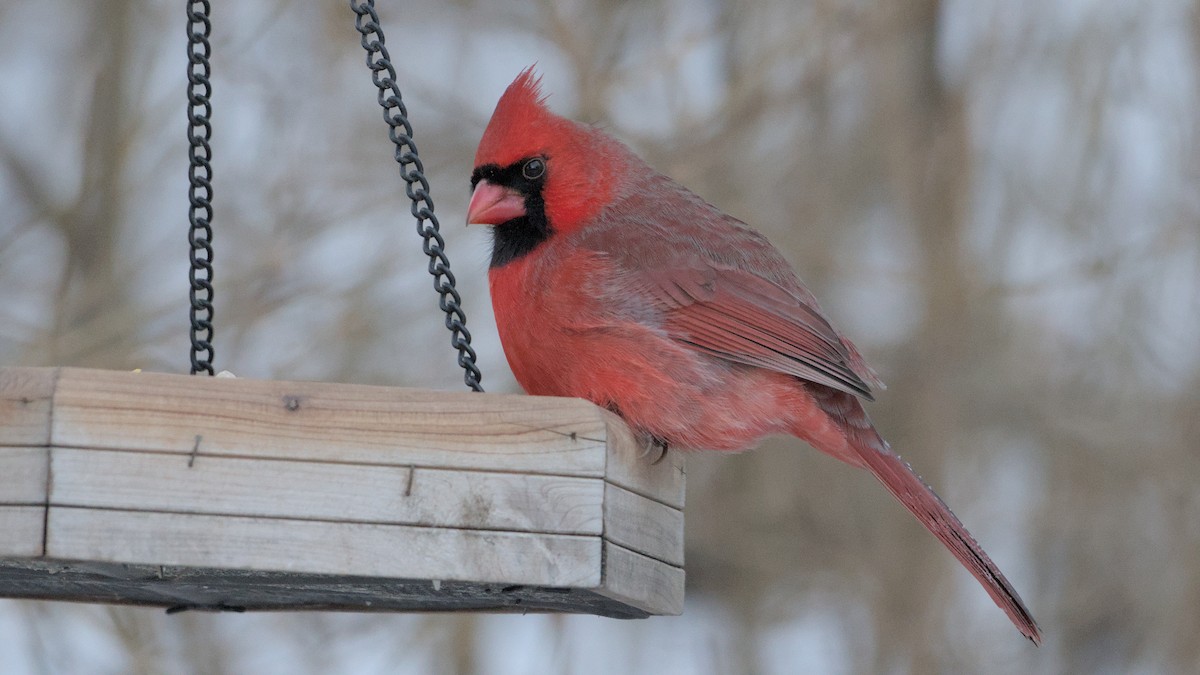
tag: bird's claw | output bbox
[639,436,670,465]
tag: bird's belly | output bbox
[498,311,802,451]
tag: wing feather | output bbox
[574,170,882,398]
[641,261,878,400]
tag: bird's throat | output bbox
[489,200,552,268]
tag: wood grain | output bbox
[51,368,610,476]
[0,447,49,504]
[0,506,45,557]
[46,508,603,588]
[603,483,684,566]
[49,448,604,534]
[597,541,685,616]
[0,367,56,447]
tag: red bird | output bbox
[468,68,1041,644]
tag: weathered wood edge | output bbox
[0,559,653,618]
[595,405,686,616]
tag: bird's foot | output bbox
[639,435,670,466]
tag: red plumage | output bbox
[469,67,1041,645]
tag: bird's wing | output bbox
[634,258,879,400]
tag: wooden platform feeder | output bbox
[0,367,684,618]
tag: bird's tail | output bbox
[805,385,1043,645]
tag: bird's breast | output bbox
[487,246,613,397]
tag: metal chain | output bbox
[187,0,215,375]
[351,0,484,392]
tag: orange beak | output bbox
[467,180,527,226]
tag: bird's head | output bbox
[469,68,618,265]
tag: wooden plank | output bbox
[0,506,45,557]
[49,448,604,534]
[0,367,56,447]
[603,483,684,567]
[596,541,684,616]
[601,409,686,510]
[45,508,603,588]
[0,447,49,504]
[49,368,609,477]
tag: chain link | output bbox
[351,0,483,392]
[187,0,215,375]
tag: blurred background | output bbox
[1,0,1197,673]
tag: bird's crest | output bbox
[504,66,549,111]
[475,66,559,169]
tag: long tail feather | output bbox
[807,385,1043,644]
[853,438,1043,645]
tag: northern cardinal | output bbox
[468,68,1041,644]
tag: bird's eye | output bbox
[522,158,546,180]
